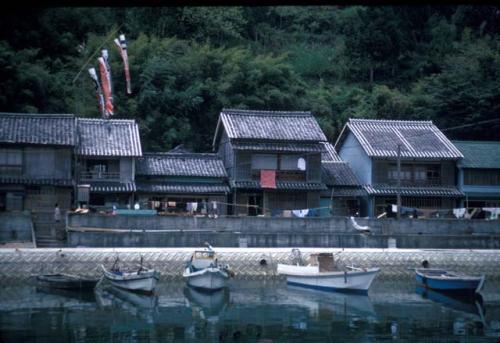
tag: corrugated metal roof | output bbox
[453,140,500,169]
[219,109,328,142]
[321,162,360,186]
[77,118,142,157]
[0,113,76,146]
[88,182,136,193]
[231,141,324,153]
[341,119,463,159]
[0,178,73,186]
[230,180,327,191]
[364,185,464,197]
[136,182,230,194]
[136,153,227,177]
[320,142,342,162]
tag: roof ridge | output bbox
[77,118,136,124]
[349,118,434,125]
[222,108,312,116]
[0,112,75,118]
[142,152,219,159]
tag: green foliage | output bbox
[0,5,499,150]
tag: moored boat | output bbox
[415,268,485,294]
[183,245,233,291]
[277,251,380,294]
[36,274,99,291]
[101,257,159,293]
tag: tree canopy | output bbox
[0,6,499,151]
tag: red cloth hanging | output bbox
[260,170,276,189]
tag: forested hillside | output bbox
[1,6,499,151]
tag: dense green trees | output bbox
[0,6,499,151]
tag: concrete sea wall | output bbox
[67,214,500,249]
[1,247,499,281]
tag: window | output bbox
[464,169,500,186]
[251,154,277,170]
[0,149,22,176]
[280,155,305,171]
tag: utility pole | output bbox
[397,144,401,220]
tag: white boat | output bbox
[183,246,233,291]
[101,259,159,293]
[277,251,380,294]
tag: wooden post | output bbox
[397,144,401,220]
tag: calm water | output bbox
[0,278,499,342]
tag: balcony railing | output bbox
[0,165,23,177]
[379,178,443,187]
[251,170,306,182]
[79,171,121,181]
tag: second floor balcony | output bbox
[79,171,121,181]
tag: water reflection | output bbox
[0,279,499,341]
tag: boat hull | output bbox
[102,266,159,293]
[415,269,485,293]
[278,265,380,294]
[183,267,229,291]
[36,274,98,291]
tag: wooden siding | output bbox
[217,130,234,178]
[235,151,252,181]
[120,157,134,182]
[338,132,372,185]
[24,147,72,180]
[306,153,321,182]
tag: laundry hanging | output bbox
[260,170,276,189]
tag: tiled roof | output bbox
[86,182,136,193]
[320,142,342,162]
[0,113,75,146]
[136,182,230,194]
[327,186,367,197]
[215,109,327,144]
[77,118,142,156]
[336,119,463,159]
[136,153,227,177]
[453,141,500,169]
[321,162,360,186]
[230,180,327,191]
[231,141,324,153]
[0,178,73,186]
[364,185,464,197]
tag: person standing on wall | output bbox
[54,203,61,223]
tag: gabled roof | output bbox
[320,142,360,186]
[453,141,500,169]
[335,119,463,160]
[136,153,227,178]
[77,118,142,157]
[213,109,327,149]
[0,113,76,146]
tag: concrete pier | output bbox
[0,247,499,280]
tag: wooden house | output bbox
[335,119,464,217]
[212,109,328,216]
[135,153,229,215]
[0,113,75,213]
[76,118,142,208]
[453,141,500,208]
[320,142,365,217]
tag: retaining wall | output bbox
[0,212,33,244]
[67,214,500,249]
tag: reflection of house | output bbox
[76,118,142,208]
[320,142,364,217]
[213,109,328,216]
[0,113,75,212]
[335,119,464,217]
[453,141,500,208]
[135,153,229,215]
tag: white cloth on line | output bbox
[297,158,306,171]
[191,202,198,212]
[453,208,466,218]
[391,204,398,213]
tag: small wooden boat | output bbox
[183,245,233,291]
[415,268,485,294]
[36,274,99,291]
[101,257,159,293]
[277,251,380,294]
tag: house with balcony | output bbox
[453,141,500,208]
[0,113,75,212]
[76,118,142,208]
[213,109,328,216]
[135,152,230,215]
[334,119,464,217]
[320,142,365,217]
